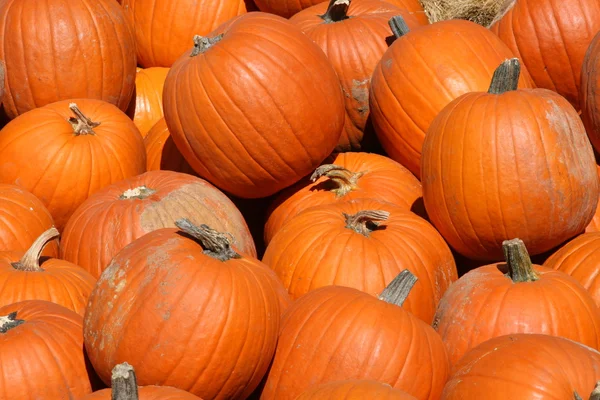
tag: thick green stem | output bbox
[389,16,410,38]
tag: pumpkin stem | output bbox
[310,164,364,197]
[344,210,389,237]
[68,103,100,135]
[0,312,24,333]
[589,381,600,400]
[488,58,521,94]
[190,34,224,57]
[502,238,539,283]
[389,16,410,38]
[119,186,157,200]
[378,269,418,307]
[111,362,139,400]
[320,0,351,23]
[175,218,241,261]
[11,227,59,272]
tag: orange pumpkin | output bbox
[296,380,417,400]
[441,334,600,399]
[290,0,423,151]
[421,59,598,260]
[163,12,345,198]
[84,220,287,398]
[61,170,256,278]
[433,239,600,367]
[122,0,247,67]
[0,0,136,119]
[586,166,600,233]
[144,118,196,174]
[582,31,600,154]
[385,0,428,24]
[370,17,534,177]
[0,99,146,230]
[128,67,169,137]
[491,0,600,110]
[0,300,93,398]
[261,271,450,400]
[253,0,324,18]
[264,152,423,245]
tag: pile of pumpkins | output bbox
[2,0,600,398]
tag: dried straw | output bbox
[420,0,515,27]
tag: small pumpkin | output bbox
[296,380,417,400]
[61,170,256,278]
[264,152,423,245]
[433,239,600,367]
[144,118,196,174]
[0,99,146,230]
[128,67,169,137]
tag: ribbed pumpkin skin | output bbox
[82,386,202,400]
[264,152,423,245]
[0,300,92,399]
[122,0,247,67]
[370,19,534,178]
[0,0,136,119]
[433,264,600,367]
[586,166,600,233]
[491,0,600,110]
[582,31,600,153]
[290,0,423,152]
[130,67,169,137]
[253,0,324,18]
[0,184,58,257]
[442,334,600,399]
[60,170,256,278]
[263,199,457,323]
[261,286,450,400]
[385,0,428,24]
[84,228,284,399]
[0,99,146,230]
[144,118,196,174]
[421,88,598,260]
[296,380,417,400]
[163,12,345,198]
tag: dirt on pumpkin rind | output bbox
[419,0,514,27]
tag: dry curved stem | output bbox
[111,362,139,400]
[320,0,351,23]
[310,164,364,197]
[175,218,240,261]
[488,58,520,94]
[119,186,157,200]
[190,34,224,57]
[589,381,600,400]
[68,103,101,135]
[11,227,59,272]
[389,16,410,38]
[502,238,539,283]
[379,269,418,307]
[344,210,390,237]
[0,312,24,333]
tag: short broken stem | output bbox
[389,16,410,38]
[378,270,418,307]
[589,381,600,400]
[320,0,351,23]
[11,227,60,272]
[68,103,101,135]
[344,210,389,237]
[0,312,24,333]
[310,164,364,197]
[119,186,157,200]
[488,58,521,94]
[190,34,224,57]
[175,218,240,261]
[111,362,139,400]
[502,238,539,283]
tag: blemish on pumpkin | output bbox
[351,79,370,115]
[163,310,171,320]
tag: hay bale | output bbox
[420,0,515,27]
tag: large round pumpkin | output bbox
[491,0,600,110]
[122,0,247,67]
[296,380,417,400]
[264,152,423,245]
[289,0,423,151]
[421,59,598,260]
[163,12,345,198]
[144,118,196,174]
[0,0,136,119]
[0,300,93,398]
[128,67,169,137]
[581,31,600,154]
[252,0,324,18]
[60,170,256,278]
[441,334,600,399]
[263,198,457,323]
[0,99,146,230]
[370,18,534,177]
[84,220,287,398]
[433,239,600,367]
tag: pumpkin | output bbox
[252,0,324,18]
[162,12,345,198]
[369,17,534,177]
[289,0,423,152]
[296,380,417,400]
[384,0,428,24]
[0,0,136,119]
[144,118,196,174]
[128,67,169,137]
[586,166,600,233]
[582,31,600,154]
[441,334,600,399]
[84,220,288,398]
[264,198,457,324]
[81,362,202,400]
[0,99,146,230]
[60,170,256,278]
[0,227,95,316]
[491,0,600,110]
[261,271,449,400]
[433,238,600,367]
[0,300,93,398]
[121,0,247,67]
[0,184,58,257]
[422,59,598,260]
[264,152,423,245]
